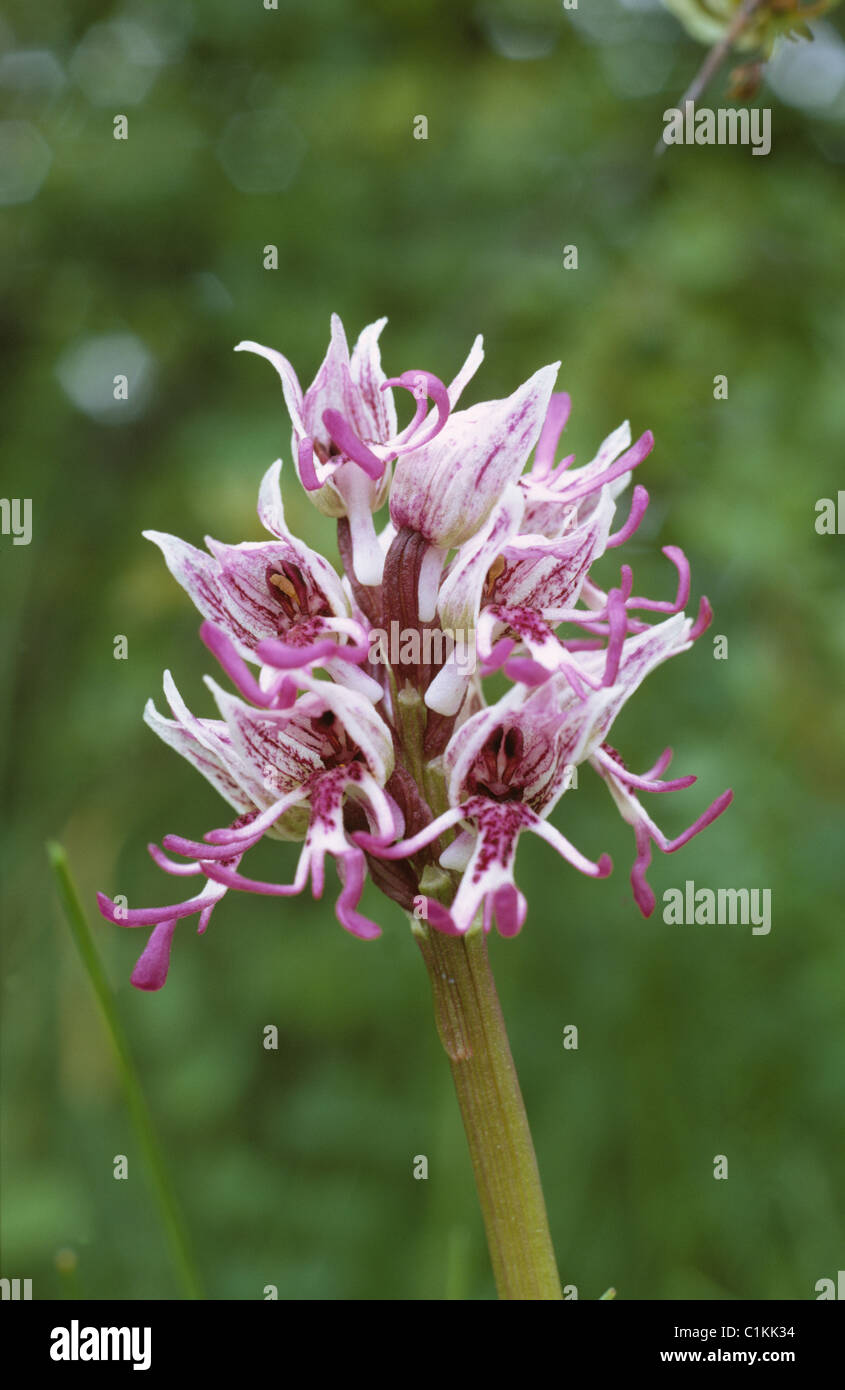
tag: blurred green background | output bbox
[2,0,844,1301]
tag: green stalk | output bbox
[396,683,562,1297]
[47,843,203,1300]
[414,917,563,1300]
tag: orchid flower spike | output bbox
[99,319,732,988]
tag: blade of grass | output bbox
[47,842,203,1300]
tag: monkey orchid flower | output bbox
[97,670,397,990]
[236,315,483,586]
[426,399,681,714]
[425,480,617,714]
[389,361,560,557]
[144,460,381,702]
[519,396,654,538]
[355,693,613,938]
[360,610,730,935]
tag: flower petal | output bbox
[437,485,525,633]
[144,675,260,813]
[349,316,397,440]
[131,919,178,991]
[300,313,353,451]
[447,333,485,409]
[390,362,560,548]
[334,851,382,940]
[235,339,305,437]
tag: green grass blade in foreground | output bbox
[47,842,203,1300]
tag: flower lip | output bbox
[381,370,451,452]
[320,408,386,479]
[532,390,572,480]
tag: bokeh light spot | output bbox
[70,21,164,107]
[216,110,306,194]
[0,120,52,205]
[55,334,156,425]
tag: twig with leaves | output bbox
[656,0,835,155]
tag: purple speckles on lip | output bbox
[465,798,534,878]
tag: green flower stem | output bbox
[414,918,563,1300]
[47,843,203,1300]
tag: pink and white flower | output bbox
[389,361,560,551]
[145,460,381,702]
[236,315,483,585]
[98,667,397,990]
[358,610,730,935]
